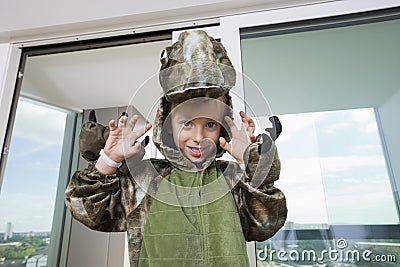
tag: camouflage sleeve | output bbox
[65,121,144,232]
[230,134,287,242]
[65,162,138,232]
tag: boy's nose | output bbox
[192,126,204,143]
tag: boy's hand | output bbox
[97,115,152,173]
[219,111,255,163]
[104,115,152,163]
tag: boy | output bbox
[65,30,287,267]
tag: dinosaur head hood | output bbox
[158,30,236,102]
[152,30,236,168]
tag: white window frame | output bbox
[0,44,21,173]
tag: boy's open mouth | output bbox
[187,146,205,157]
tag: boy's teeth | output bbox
[191,147,202,153]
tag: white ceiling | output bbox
[22,40,170,114]
[0,0,327,42]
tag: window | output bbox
[239,11,400,267]
[0,98,71,266]
[270,108,398,226]
[253,108,400,266]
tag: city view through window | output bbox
[0,99,67,267]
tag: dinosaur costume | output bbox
[65,30,287,267]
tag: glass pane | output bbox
[259,112,330,227]
[316,108,398,225]
[265,108,399,227]
[253,108,399,266]
[0,98,67,266]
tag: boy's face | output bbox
[170,98,226,164]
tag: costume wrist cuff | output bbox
[99,149,122,168]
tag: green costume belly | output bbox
[138,163,249,267]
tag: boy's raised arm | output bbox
[65,114,149,232]
[223,116,287,241]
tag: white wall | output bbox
[378,89,400,197]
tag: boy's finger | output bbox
[240,111,254,123]
[130,142,142,154]
[245,116,255,128]
[247,116,255,127]
[127,115,140,131]
[129,124,152,147]
[138,123,152,136]
[249,133,256,143]
[219,137,231,153]
[109,119,117,131]
[131,124,152,142]
[118,116,128,129]
[247,123,255,134]
[240,111,255,128]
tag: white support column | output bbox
[219,20,257,267]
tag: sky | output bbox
[0,99,398,233]
[0,99,66,233]
[271,108,399,226]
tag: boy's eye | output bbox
[206,122,217,128]
[182,121,192,127]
